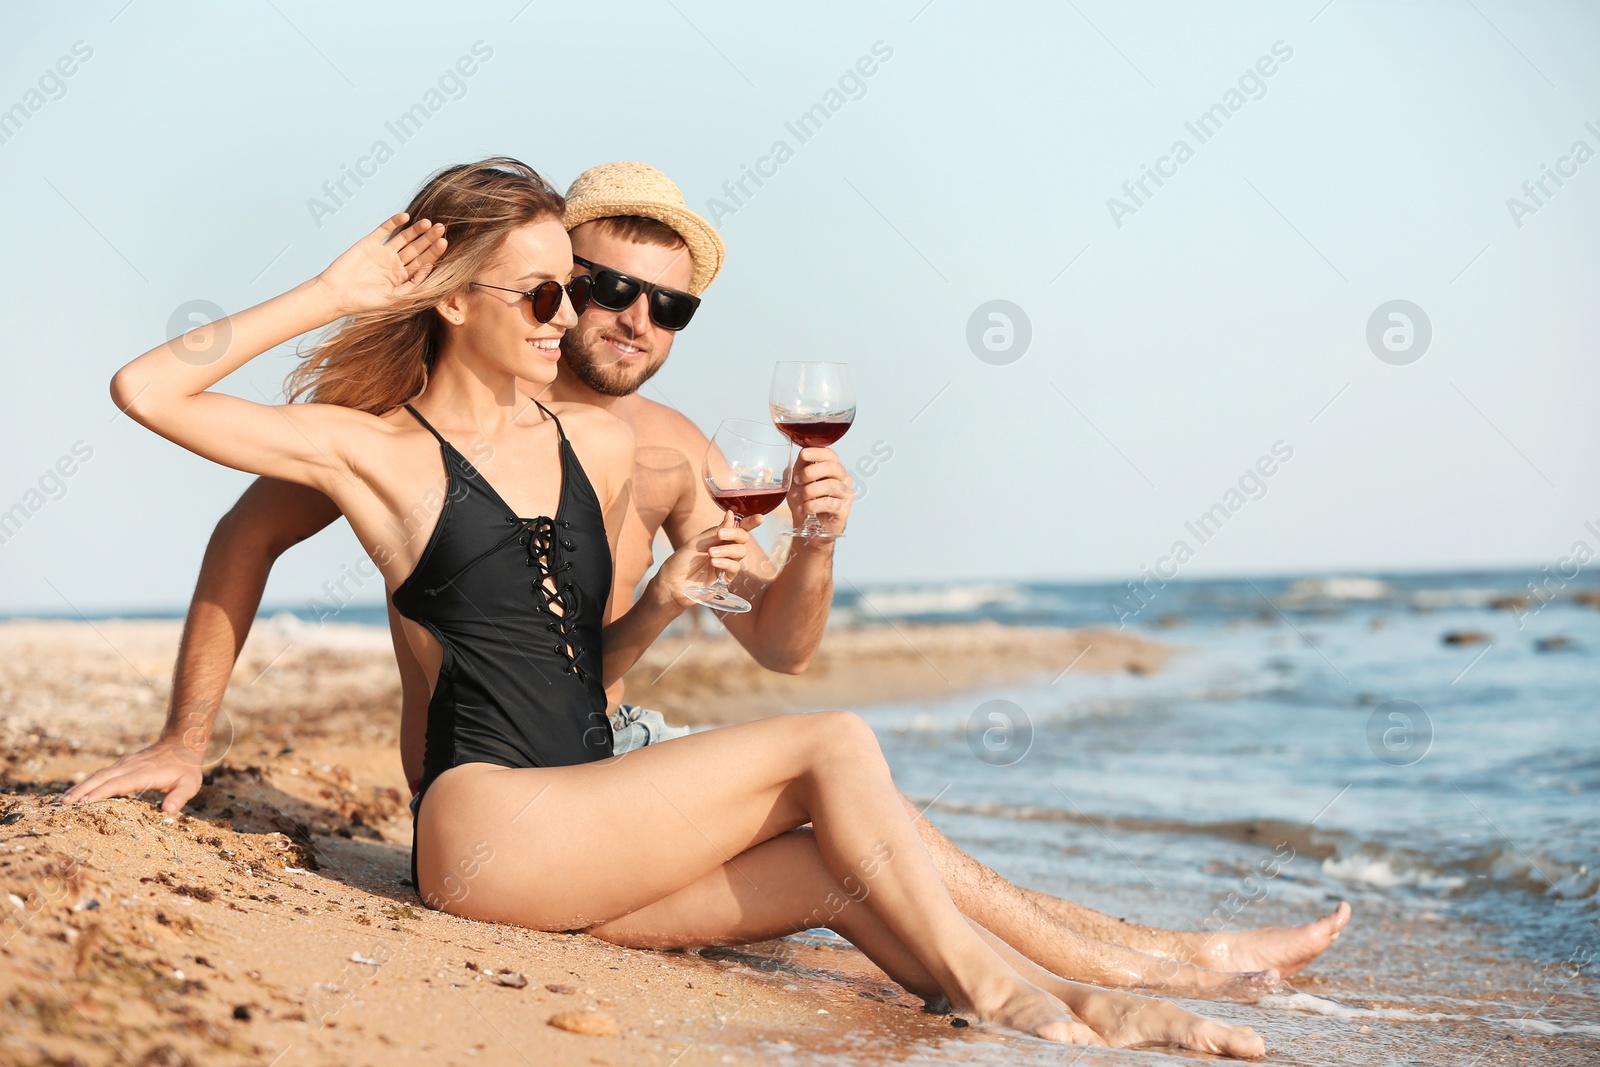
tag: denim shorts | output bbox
[609,703,694,755]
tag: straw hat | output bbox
[563,162,725,295]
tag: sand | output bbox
[0,616,1161,1066]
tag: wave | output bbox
[1280,577,1393,605]
[843,583,1021,619]
[1408,587,1505,609]
[1263,992,1600,1037]
[916,797,1598,904]
[1320,855,1468,893]
[916,798,1349,861]
[255,611,393,651]
[1261,991,1470,1023]
[1323,842,1599,902]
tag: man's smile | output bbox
[603,333,648,360]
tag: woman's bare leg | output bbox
[588,828,1104,1044]
[419,711,1085,1042]
[588,826,1263,1058]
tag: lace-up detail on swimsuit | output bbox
[516,514,587,678]
[401,404,597,682]
[391,397,615,900]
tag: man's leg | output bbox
[1019,877,1352,977]
[894,794,1278,999]
[901,793,1351,981]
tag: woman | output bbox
[110,158,1264,1057]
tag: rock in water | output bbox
[548,1010,616,1036]
[1442,631,1490,646]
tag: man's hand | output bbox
[58,738,209,813]
[788,446,854,537]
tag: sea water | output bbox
[838,570,1598,1063]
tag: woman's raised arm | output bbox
[109,214,446,490]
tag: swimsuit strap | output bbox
[404,403,449,445]
[408,400,566,446]
[528,397,568,444]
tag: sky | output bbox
[1,0,1597,616]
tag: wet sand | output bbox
[0,617,1592,1065]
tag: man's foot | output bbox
[1205,966,1282,1003]
[1065,985,1267,1059]
[1136,955,1280,1002]
[1186,902,1352,977]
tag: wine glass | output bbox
[680,419,794,614]
[769,361,855,540]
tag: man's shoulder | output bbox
[546,402,635,459]
[627,395,707,452]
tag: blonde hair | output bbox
[286,157,566,414]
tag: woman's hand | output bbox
[654,512,756,609]
[314,213,448,316]
[601,513,757,688]
[107,216,442,499]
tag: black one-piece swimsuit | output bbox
[391,400,613,898]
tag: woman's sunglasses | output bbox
[472,275,592,324]
[572,255,701,331]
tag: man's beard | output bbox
[561,329,668,398]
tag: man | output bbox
[62,162,1347,997]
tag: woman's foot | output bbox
[1067,985,1267,1059]
[966,974,1107,1046]
[1186,902,1352,977]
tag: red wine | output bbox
[710,486,788,518]
[775,418,852,448]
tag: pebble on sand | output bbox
[548,1010,617,1036]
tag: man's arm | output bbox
[60,477,342,811]
[663,432,853,675]
[568,404,751,691]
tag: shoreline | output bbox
[621,619,1169,723]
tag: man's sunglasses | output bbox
[572,255,701,332]
[472,275,592,324]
